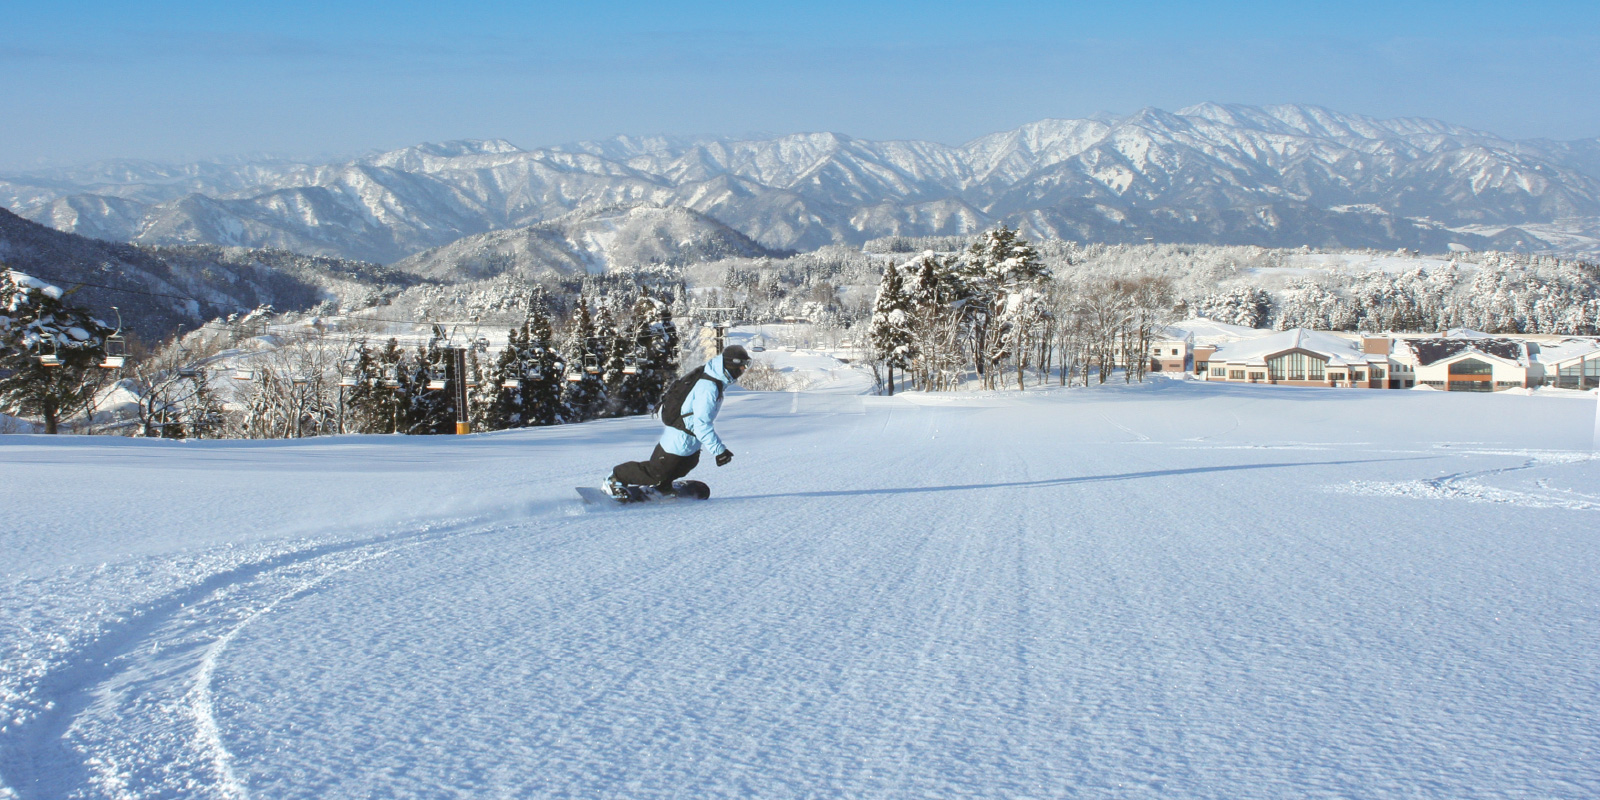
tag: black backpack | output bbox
[658,365,725,434]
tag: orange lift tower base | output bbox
[450,346,472,434]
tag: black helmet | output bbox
[721,345,751,380]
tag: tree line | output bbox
[1,268,683,438]
[334,289,679,436]
[868,226,1176,393]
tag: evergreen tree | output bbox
[403,341,455,435]
[484,323,527,430]
[619,291,676,415]
[0,269,114,433]
[559,295,605,422]
[341,339,390,434]
[521,290,564,426]
[466,348,498,432]
[596,305,629,417]
[869,263,915,395]
[960,226,1049,388]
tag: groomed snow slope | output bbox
[3,371,1599,799]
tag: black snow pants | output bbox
[610,444,701,490]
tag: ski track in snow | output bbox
[0,507,578,800]
[1332,448,1600,510]
[3,373,1600,799]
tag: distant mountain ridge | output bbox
[392,205,782,282]
[6,103,1600,261]
[0,207,418,343]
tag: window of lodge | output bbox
[1267,351,1326,381]
[1449,358,1493,376]
[1229,369,1245,380]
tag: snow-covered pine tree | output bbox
[869,262,914,395]
[559,295,605,422]
[466,348,498,432]
[0,269,115,433]
[1194,287,1273,329]
[905,251,963,391]
[608,304,649,417]
[961,225,1049,388]
[341,339,390,434]
[521,292,563,426]
[483,324,527,430]
[403,341,454,435]
[641,291,679,411]
[596,305,629,417]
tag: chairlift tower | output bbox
[699,306,739,353]
[425,322,479,435]
[450,345,470,435]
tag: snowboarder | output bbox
[603,344,751,500]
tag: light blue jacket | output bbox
[660,354,735,457]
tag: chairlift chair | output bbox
[622,357,639,375]
[233,369,255,381]
[339,375,360,388]
[584,353,600,375]
[100,307,128,368]
[382,378,401,388]
[501,377,522,390]
[34,332,63,366]
[427,377,448,391]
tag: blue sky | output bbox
[3,0,1598,168]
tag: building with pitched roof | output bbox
[1202,329,1397,388]
[1400,336,1537,391]
[1532,337,1600,389]
[1147,328,1194,374]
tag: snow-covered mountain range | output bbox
[6,103,1600,262]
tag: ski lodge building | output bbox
[1160,320,1597,392]
[1536,337,1600,390]
[1197,329,1401,388]
[1192,328,1580,391]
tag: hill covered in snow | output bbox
[391,205,783,282]
[3,371,1597,798]
[0,208,421,343]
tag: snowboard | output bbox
[576,479,711,506]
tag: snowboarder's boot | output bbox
[603,476,632,501]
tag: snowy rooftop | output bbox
[1208,328,1383,366]
[1532,337,1600,365]
[1404,338,1530,367]
[1170,317,1270,346]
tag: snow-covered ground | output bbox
[1270,252,1462,276]
[4,350,1599,799]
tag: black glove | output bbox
[715,449,734,467]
